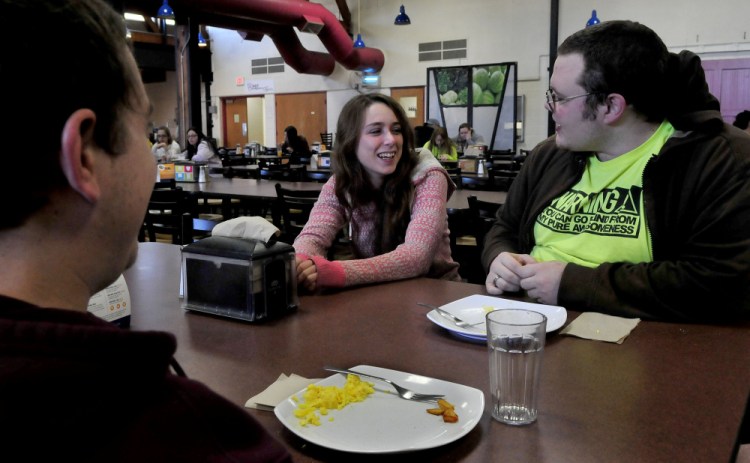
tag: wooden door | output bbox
[223,97,248,148]
[275,92,327,147]
[391,86,425,131]
[702,58,750,124]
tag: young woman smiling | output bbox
[294,94,461,291]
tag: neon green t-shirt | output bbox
[531,120,674,268]
[422,141,458,161]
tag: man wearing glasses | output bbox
[482,20,750,322]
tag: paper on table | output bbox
[559,312,640,344]
[245,373,320,411]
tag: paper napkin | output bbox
[212,216,280,245]
[245,373,320,411]
[559,312,640,344]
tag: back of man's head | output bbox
[0,0,137,228]
[734,111,750,130]
[558,20,670,123]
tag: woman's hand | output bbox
[295,256,318,292]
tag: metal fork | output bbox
[324,367,444,402]
[417,302,486,329]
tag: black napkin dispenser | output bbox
[180,236,298,322]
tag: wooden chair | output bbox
[448,195,503,284]
[221,154,254,179]
[444,167,462,190]
[141,187,194,245]
[514,149,531,170]
[154,178,177,190]
[447,208,483,284]
[274,183,321,244]
[259,163,292,181]
[487,166,517,191]
[467,195,503,253]
[319,132,334,150]
[460,172,496,191]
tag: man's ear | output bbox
[602,93,627,124]
[59,109,101,203]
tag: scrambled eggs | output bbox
[293,374,375,426]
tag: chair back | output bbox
[260,163,292,181]
[319,132,334,150]
[142,187,194,245]
[467,195,503,252]
[274,183,321,244]
[154,178,177,190]
[444,167,462,190]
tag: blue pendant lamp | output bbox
[353,33,366,48]
[157,0,175,19]
[198,32,207,47]
[586,10,600,27]
[353,0,366,48]
[394,5,411,25]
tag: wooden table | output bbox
[124,242,750,463]
[179,177,506,211]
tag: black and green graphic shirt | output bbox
[531,121,674,267]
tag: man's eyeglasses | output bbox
[545,89,595,112]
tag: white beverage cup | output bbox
[487,309,547,425]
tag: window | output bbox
[251,57,285,75]
[419,39,467,62]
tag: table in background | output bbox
[124,242,750,463]
[179,177,505,212]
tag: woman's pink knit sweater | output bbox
[293,152,461,287]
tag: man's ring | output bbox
[492,274,500,287]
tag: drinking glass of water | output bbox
[487,309,547,425]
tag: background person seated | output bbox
[454,122,485,154]
[182,126,222,171]
[151,126,183,162]
[733,110,750,135]
[281,125,311,164]
[422,126,458,162]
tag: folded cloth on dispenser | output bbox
[211,216,280,245]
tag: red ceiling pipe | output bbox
[236,20,336,75]
[127,0,385,75]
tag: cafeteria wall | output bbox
[148,0,750,150]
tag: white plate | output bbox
[274,365,484,454]
[426,294,567,342]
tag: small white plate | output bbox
[274,365,484,454]
[426,294,567,342]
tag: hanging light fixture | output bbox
[198,32,207,47]
[586,10,600,27]
[353,0,366,48]
[156,0,175,19]
[353,33,366,48]
[394,5,411,25]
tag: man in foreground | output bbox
[483,20,750,321]
[0,1,291,461]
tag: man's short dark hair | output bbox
[734,111,750,130]
[0,0,141,227]
[558,20,670,122]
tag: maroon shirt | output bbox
[0,296,292,462]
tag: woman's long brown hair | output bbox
[332,94,418,256]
